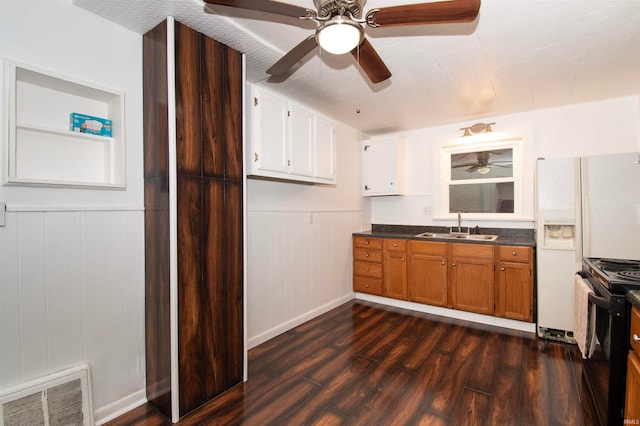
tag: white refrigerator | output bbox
[536,152,640,342]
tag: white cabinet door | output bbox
[252,90,289,173]
[289,104,313,177]
[314,116,336,181]
[248,84,337,184]
[361,136,405,196]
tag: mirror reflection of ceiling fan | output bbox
[453,151,511,174]
[203,0,481,83]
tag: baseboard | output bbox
[355,293,537,334]
[248,294,355,349]
[94,389,147,425]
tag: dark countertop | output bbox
[628,290,640,310]
[353,224,535,247]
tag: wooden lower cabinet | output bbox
[626,307,640,421]
[383,239,407,299]
[408,241,447,306]
[353,237,383,296]
[450,243,495,315]
[352,236,535,323]
[496,246,533,322]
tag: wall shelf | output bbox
[3,60,125,189]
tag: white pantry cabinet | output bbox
[361,135,405,196]
[248,85,336,184]
[3,60,125,189]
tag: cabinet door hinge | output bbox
[287,160,291,166]
[254,97,258,106]
[254,152,259,162]
[288,110,291,117]
[363,144,371,151]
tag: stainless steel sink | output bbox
[414,232,498,241]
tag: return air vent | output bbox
[0,365,93,426]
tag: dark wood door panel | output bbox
[177,176,205,414]
[202,40,243,180]
[175,21,202,176]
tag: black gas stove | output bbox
[582,257,640,294]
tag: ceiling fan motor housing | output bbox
[314,0,364,19]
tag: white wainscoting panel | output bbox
[247,210,360,348]
[0,209,146,420]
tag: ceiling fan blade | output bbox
[266,36,318,76]
[367,0,480,28]
[204,0,312,19]
[351,38,391,84]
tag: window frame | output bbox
[439,138,523,220]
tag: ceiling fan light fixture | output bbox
[316,16,363,55]
[476,165,491,175]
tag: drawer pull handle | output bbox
[512,252,517,256]
[452,263,456,267]
[393,243,398,247]
[501,267,505,271]
[365,284,370,288]
[365,268,369,271]
[402,257,405,261]
[365,241,369,245]
[441,261,445,265]
[365,253,369,257]
[634,334,640,343]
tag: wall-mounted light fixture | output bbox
[460,122,496,137]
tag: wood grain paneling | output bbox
[144,17,244,420]
[143,19,172,418]
[142,21,168,179]
[175,21,202,176]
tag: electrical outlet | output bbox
[423,206,433,215]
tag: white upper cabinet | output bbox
[248,84,336,184]
[251,90,289,173]
[361,135,405,196]
[289,104,314,177]
[314,115,336,181]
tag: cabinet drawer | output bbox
[632,307,640,354]
[354,237,383,249]
[499,246,531,262]
[353,276,383,295]
[354,247,383,263]
[451,243,493,259]
[384,239,407,251]
[409,240,447,256]
[354,260,383,278]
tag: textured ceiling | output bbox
[72,0,640,135]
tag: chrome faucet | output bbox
[457,211,462,232]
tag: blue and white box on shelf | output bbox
[69,112,112,137]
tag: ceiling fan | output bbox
[203,0,481,83]
[453,151,511,174]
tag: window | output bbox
[442,140,522,217]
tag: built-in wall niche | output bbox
[3,60,125,188]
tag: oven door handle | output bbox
[588,292,611,310]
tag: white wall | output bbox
[0,0,145,423]
[246,122,364,347]
[370,95,640,228]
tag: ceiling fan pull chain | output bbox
[356,44,361,114]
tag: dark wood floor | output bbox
[107,300,597,425]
